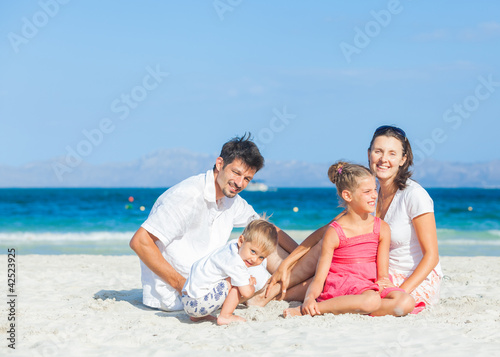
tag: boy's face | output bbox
[237,235,269,268]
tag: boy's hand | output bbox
[249,276,257,286]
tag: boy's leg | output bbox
[182,280,230,322]
[217,282,246,325]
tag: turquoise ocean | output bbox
[1,187,499,256]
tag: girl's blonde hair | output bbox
[327,161,374,207]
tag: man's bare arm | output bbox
[129,227,186,293]
[276,227,299,254]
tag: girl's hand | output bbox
[265,262,291,299]
[301,296,321,316]
[376,277,396,290]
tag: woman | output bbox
[253,125,442,312]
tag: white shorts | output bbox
[182,280,230,318]
[389,268,442,306]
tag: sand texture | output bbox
[1,255,499,356]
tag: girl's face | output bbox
[368,135,406,184]
[344,176,378,213]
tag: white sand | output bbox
[2,255,500,356]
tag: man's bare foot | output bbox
[283,306,303,318]
[245,290,269,307]
[190,315,217,322]
[217,314,246,326]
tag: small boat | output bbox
[245,181,269,192]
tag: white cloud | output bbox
[413,29,451,42]
[414,21,500,42]
[459,21,500,41]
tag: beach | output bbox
[2,255,499,356]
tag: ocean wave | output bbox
[0,231,135,242]
[437,228,500,240]
[0,229,497,245]
[438,239,500,246]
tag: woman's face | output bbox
[368,135,406,183]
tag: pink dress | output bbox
[317,217,382,302]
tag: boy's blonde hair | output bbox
[242,219,278,256]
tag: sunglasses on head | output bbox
[374,125,406,139]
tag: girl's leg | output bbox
[217,281,246,325]
[370,291,415,317]
[284,290,382,317]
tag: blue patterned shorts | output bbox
[182,280,230,318]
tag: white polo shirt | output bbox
[140,169,260,310]
[384,179,442,277]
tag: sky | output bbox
[1,1,499,170]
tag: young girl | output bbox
[284,161,415,317]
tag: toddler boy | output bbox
[182,219,278,325]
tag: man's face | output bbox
[215,157,256,199]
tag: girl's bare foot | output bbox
[190,315,217,322]
[217,314,246,326]
[283,306,303,318]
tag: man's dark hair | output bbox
[215,133,264,172]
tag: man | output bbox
[130,134,297,311]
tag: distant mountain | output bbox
[411,159,500,188]
[0,149,499,188]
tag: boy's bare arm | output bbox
[237,276,257,299]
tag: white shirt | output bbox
[183,240,251,299]
[140,169,259,309]
[383,179,442,276]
